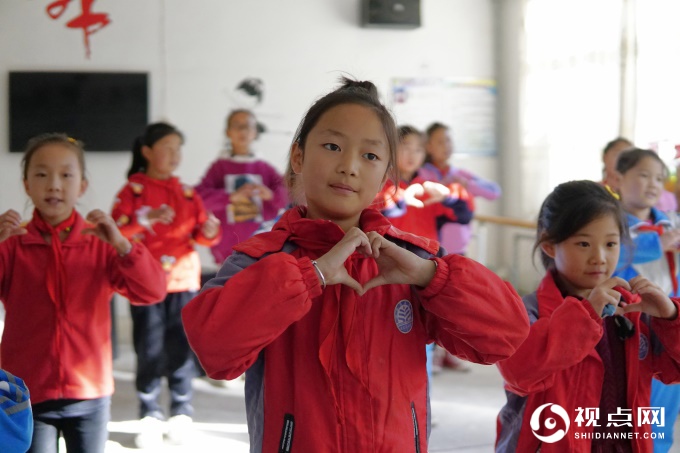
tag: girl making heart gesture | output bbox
[496,180,680,453]
[182,78,530,452]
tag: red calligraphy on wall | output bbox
[46,0,111,58]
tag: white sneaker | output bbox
[167,414,193,445]
[134,416,164,449]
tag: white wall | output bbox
[0,0,499,262]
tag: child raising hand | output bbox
[183,78,529,452]
[0,133,165,453]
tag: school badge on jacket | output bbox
[394,299,413,333]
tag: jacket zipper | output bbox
[278,413,294,453]
[411,402,421,453]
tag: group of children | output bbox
[0,108,286,451]
[496,143,680,452]
[182,78,528,452]
[1,77,680,453]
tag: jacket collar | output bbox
[21,210,89,247]
[422,162,450,178]
[217,152,258,163]
[234,206,439,258]
[627,206,671,229]
[128,172,180,188]
[536,269,575,319]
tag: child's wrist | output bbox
[416,259,437,287]
[202,225,218,239]
[661,304,678,320]
[114,240,133,256]
[311,260,326,289]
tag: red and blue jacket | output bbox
[496,270,680,452]
[183,206,529,453]
[375,175,473,243]
[615,207,678,297]
[419,162,501,255]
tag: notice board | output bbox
[390,78,497,156]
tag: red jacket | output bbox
[112,173,220,292]
[0,211,166,404]
[375,177,473,242]
[496,271,680,452]
[183,207,529,453]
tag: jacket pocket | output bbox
[411,402,421,453]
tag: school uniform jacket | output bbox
[615,207,677,296]
[0,211,166,405]
[375,176,473,242]
[182,206,529,453]
[419,162,501,255]
[496,270,680,452]
[112,173,221,293]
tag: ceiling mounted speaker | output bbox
[361,0,421,29]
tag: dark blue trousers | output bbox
[130,291,197,419]
[29,397,110,453]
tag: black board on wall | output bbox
[8,71,149,152]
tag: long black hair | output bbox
[127,122,184,178]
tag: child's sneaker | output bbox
[167,414,193,445]
[134,416,164,449]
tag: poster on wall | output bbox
[390,78,497,156]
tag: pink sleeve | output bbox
[195,161,232,214]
